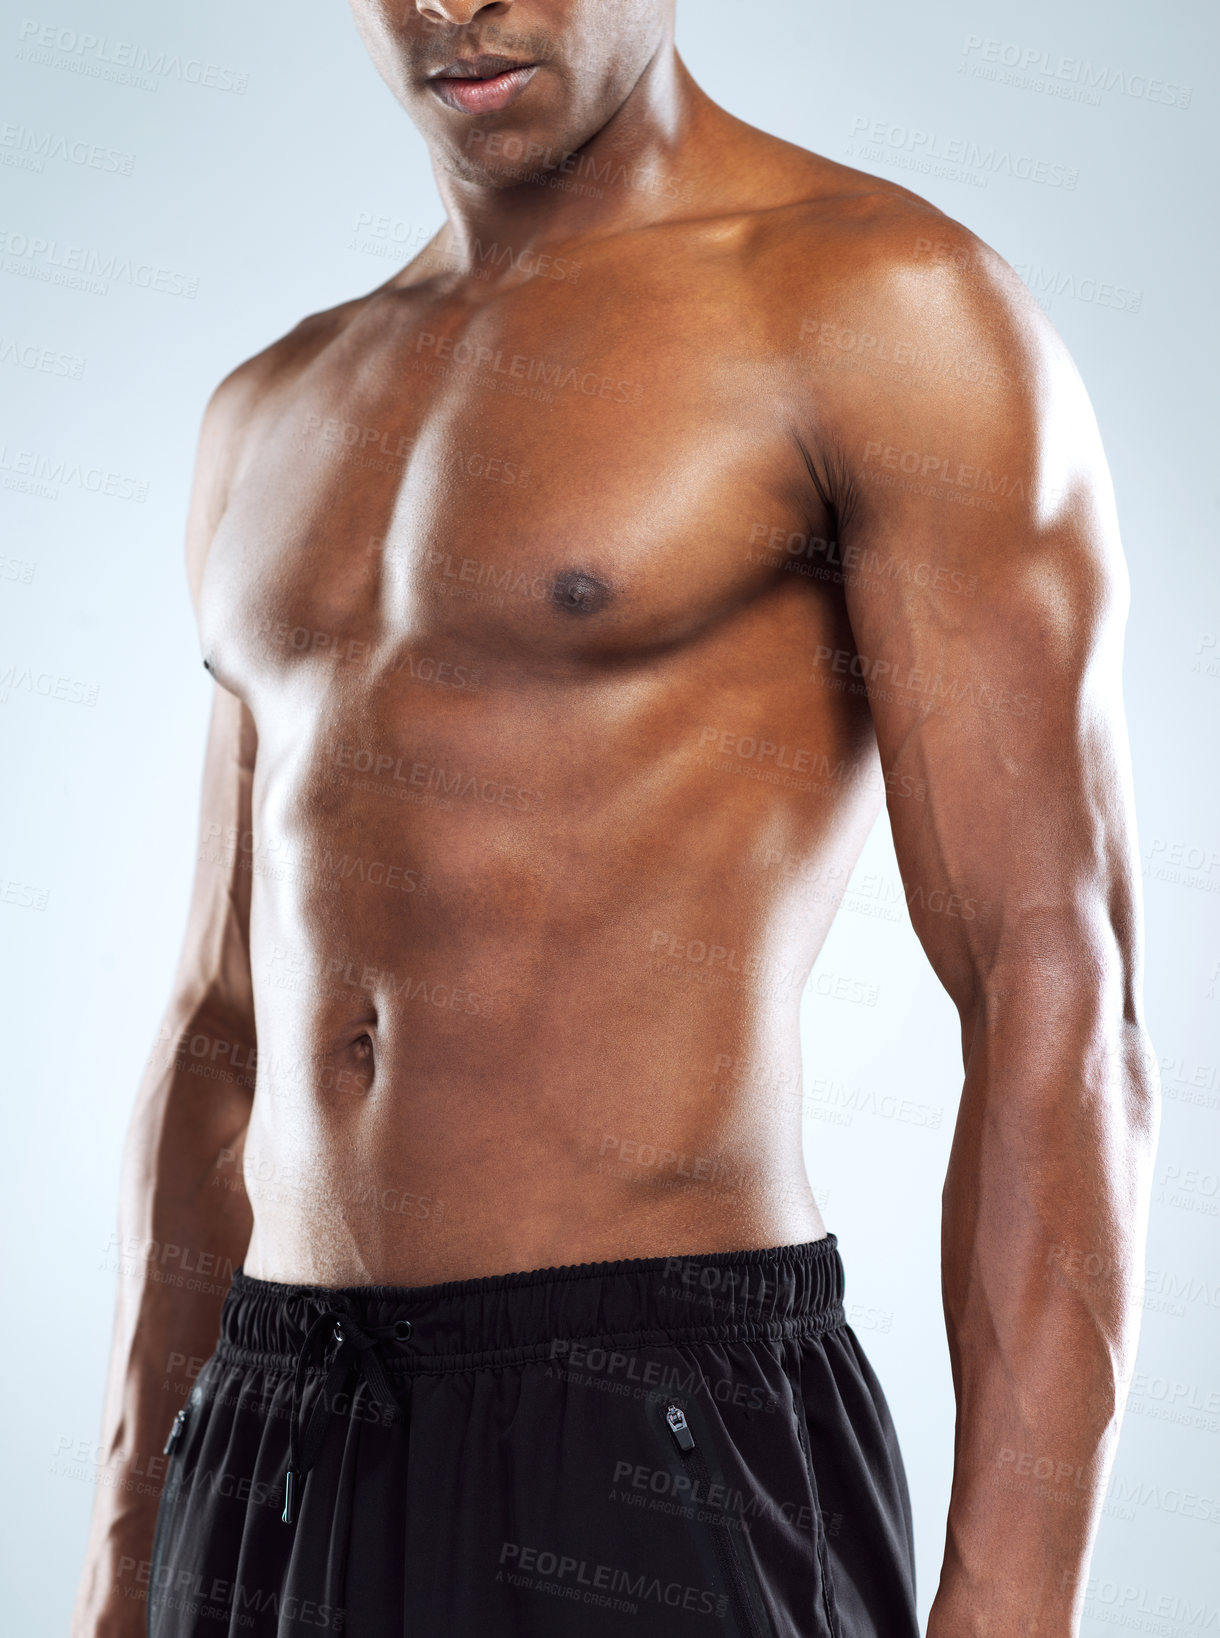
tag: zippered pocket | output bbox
[148,1399,196,1638]
[160,1378,207,1483]
[788,1393,844,1638]
[658,1398,774,1638]
[163,1404,191,1458]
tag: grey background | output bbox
[1,0,1217,1630]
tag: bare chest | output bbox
[198,270,822,706]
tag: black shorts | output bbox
[147,1237,917,1637]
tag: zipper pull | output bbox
[163,1407,189,1457]
[666,1403,696,1453]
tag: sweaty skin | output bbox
[74,3,1157,1637]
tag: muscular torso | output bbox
[206,180,896,1284]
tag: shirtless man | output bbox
[73,1,1158,1634]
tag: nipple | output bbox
[550,569,613,616]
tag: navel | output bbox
[550,569,613,616]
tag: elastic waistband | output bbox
[216,1237,846,1375]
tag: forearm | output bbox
[929,985,1158,1638]
[74,1005,254,1637]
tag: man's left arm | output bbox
[820,225,1160,1638]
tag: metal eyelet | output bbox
[393,1319,413,1341]
[333,1322,345,1343]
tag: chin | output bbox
[434,124,580,189]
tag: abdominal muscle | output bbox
[231,612,874,1288]
[237,886,834,1287]
[238,992,830,1287]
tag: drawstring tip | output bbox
[282,1469,297,1525]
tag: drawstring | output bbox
[282,1301,412,1524]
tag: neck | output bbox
[428,48,719,268]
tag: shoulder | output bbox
[202,290,371,443]
[732,152,1100,497]
[684,120,1072,414]
[741,153,1069,400]
[197,239,450,462]
[729,144,1121,567]
[183,288,376,596]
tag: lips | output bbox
[427,54,540,115]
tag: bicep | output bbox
[833,271,1137,1021]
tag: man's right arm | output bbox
[73,376,261,1638]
